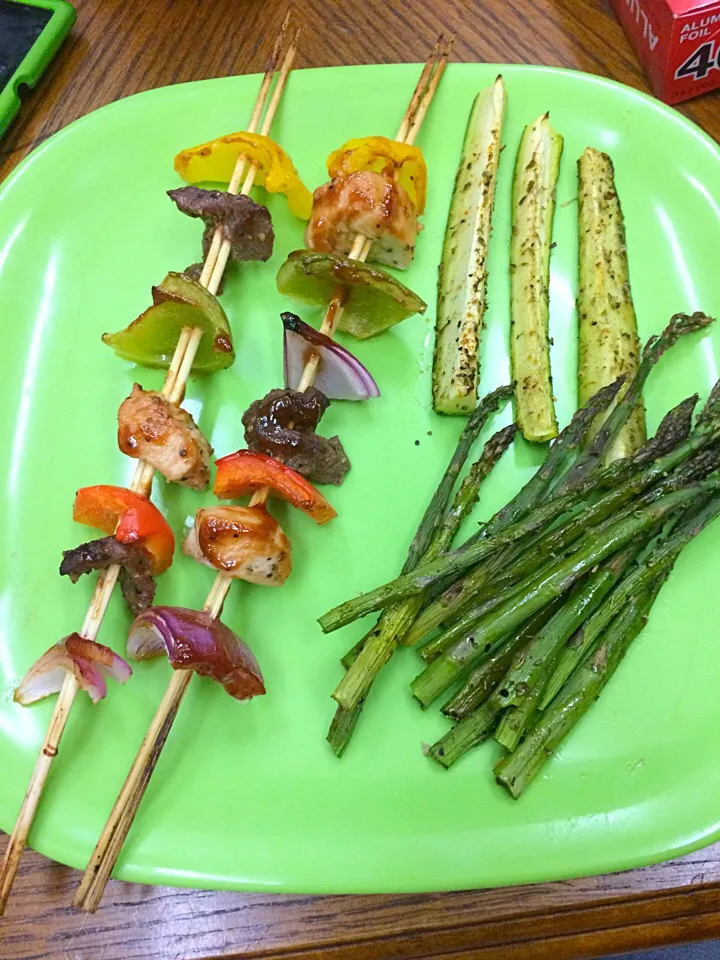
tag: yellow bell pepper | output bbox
[326,136,428,215]
[174,132,313,220]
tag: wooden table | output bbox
[2,1,720,957]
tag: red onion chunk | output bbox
[14,634,132,706]
[124,618,167,660]
[282,312,380,401]
[128,606,265,701]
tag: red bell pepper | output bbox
[213,451,337,525]
[73,485,175,573]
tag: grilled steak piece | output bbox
[168,186,274,263]
[60,537,156,615]
[242,387,351,486]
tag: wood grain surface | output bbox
[2,1,720,958]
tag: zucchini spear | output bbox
[432,76,507,415]
[578,146,645,461]
[510,114,563,442]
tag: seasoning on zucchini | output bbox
[510,113,563,443]
[578,146,645,461]
[432,76,507,415]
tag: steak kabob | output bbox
[0,16,307,914]
[73,38,451,912]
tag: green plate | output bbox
[0,63,719,894]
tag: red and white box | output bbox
[609,0,720,103]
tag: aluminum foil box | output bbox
[609,0,720,103]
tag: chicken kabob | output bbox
[0,18,304,915]
[73,39,451,913]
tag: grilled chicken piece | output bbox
[118,384,212,491]
[305,170,420,270]
[183,505,292,586]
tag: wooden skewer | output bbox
[406,35,453,146]
[198,10,293,288]
[257,37,454,487]
[395,33,446,144]
[73,578,230,910]
[0,319,196,914]
[0,23,297,919]
[254,35,455,411]
[206,29,300,296]
[74,38,448,913]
